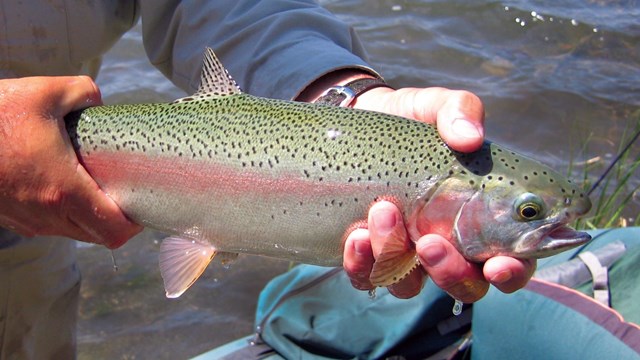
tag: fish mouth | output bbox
[520,223,592,258]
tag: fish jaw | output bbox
[512,223,591,259]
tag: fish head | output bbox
[408,142,592,262]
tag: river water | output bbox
[77,1,639,358]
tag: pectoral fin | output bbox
[159,236,216,298]
[369,239,420,287]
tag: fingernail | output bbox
[490,269,513,284]
[371,208,397,236]
[421,242,447,267]
[452,118,482,139]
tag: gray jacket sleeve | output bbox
[138,0,377,99]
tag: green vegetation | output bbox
[573,118,640,230]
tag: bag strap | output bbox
[578,251,611,306]
[534,240,626,306]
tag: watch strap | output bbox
[314,78,390,107]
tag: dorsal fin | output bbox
[197,47,242,96]
[173,47,242,104]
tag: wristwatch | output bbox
[314,77,390,107]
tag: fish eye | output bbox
[513,193,545,221]
[520,204,540,219]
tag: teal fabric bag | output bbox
[196,227,640,359]
[253,266,468,359]
[472,227,640,359]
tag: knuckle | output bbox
[452,90,483,111]
[40,185,68,211]
[39,186,78,231]
[431,272,460,290]
[75,75,101,104]
[76,75,93,83]
[452,89,479,101]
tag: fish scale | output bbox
[65,48,591,297]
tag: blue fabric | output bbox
[472,227,640,359]
[473,281,640,359]
[196,227,640,359]
[255,266,467,359]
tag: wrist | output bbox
[295,69,390,105]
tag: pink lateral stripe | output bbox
[79,151,375,198]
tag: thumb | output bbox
[435,89,485,152]
[355,87,485,152]
[49,76,102,117]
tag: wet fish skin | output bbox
[65,48,592,297]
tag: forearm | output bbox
[138,0,379,99]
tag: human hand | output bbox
[343,86,536,301]
[0,76,142,248]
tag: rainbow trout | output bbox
[65,48,591,297]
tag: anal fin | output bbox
[159,236,216,298]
